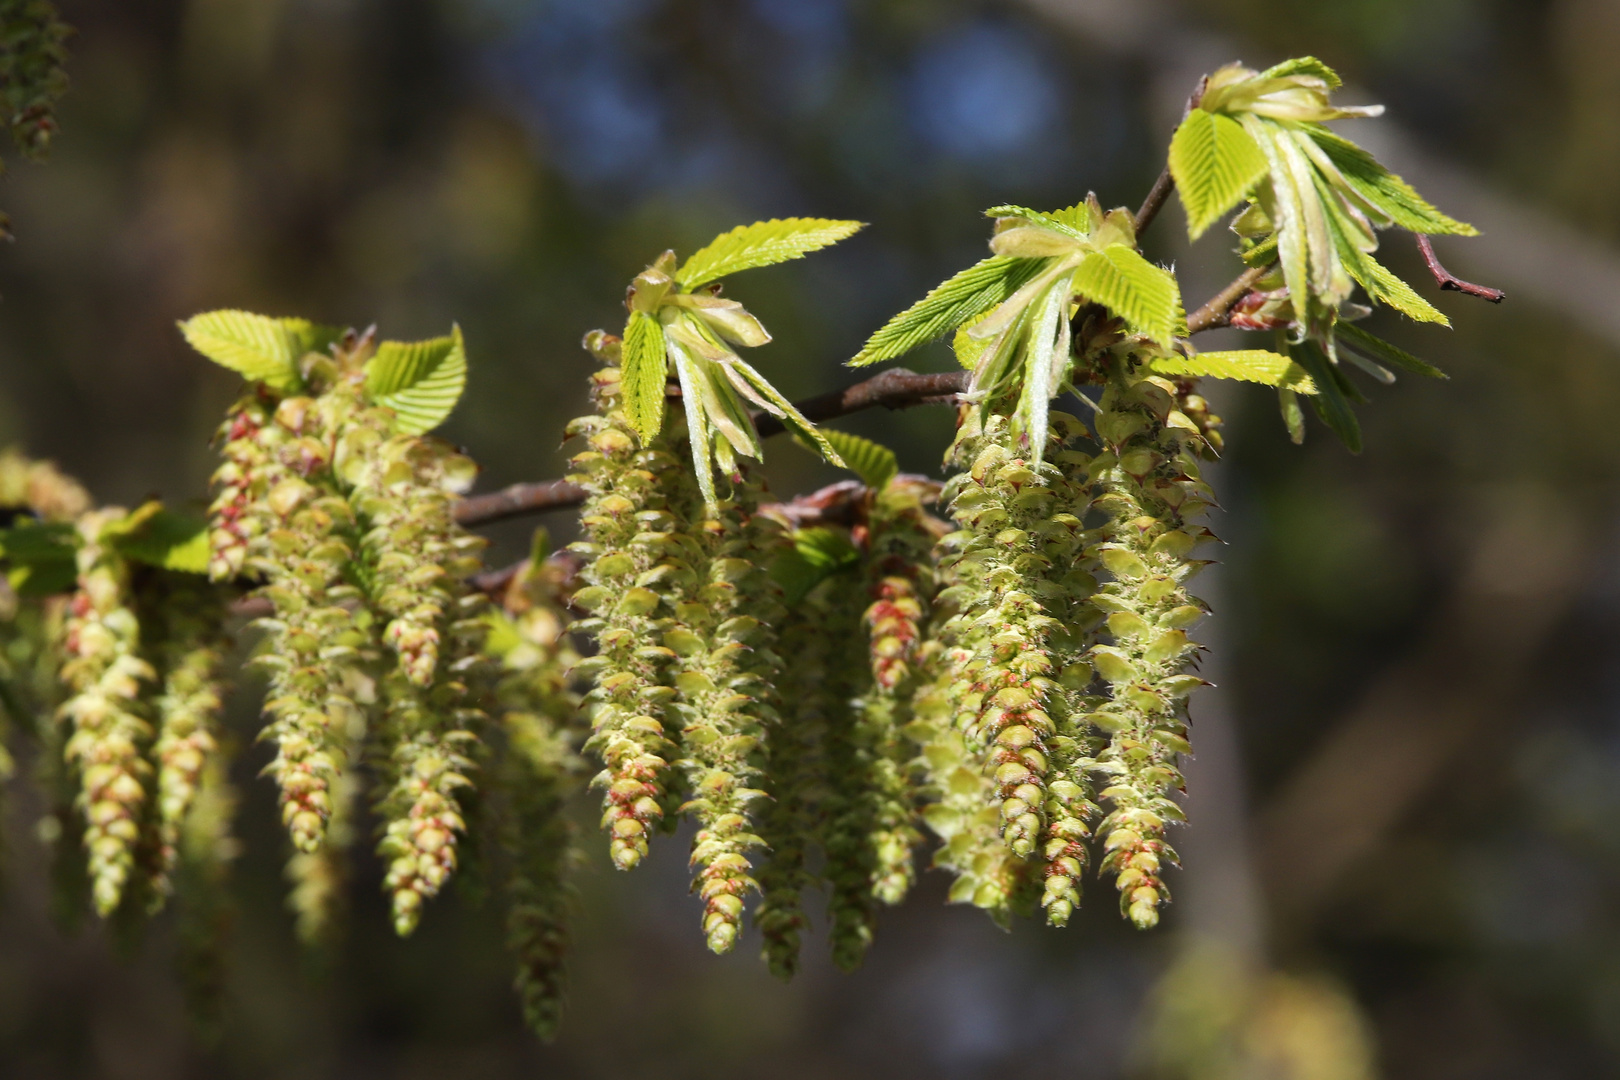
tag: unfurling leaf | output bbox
[1072,245,1184,346]
[366,326,469,435]
[620,311,668,444]
[851,256,1045,367]
[769,526,859,607]
[820,429,899,491]
[1286,338,1363,453]
[676,218,865,289]
[1308,127,1477,237]
[179,310,329,392]
[1169,109,1269,240]
[1147,350,1317,392]
[1336,322,1447,379]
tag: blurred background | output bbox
[0,0,1616,1076]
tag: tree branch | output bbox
[453,479,588,528]
[1416,233,1505,303]
[1186,265,1270,334]
[1133,168,1175,238]
[452,368,969,528]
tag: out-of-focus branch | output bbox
[1257,493,1586,922]
[1134,168,1176,237]
[453,480,589,529]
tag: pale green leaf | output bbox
[620,311,668,444]
[983,204,1090,242]
[1324,207,1449,326]
[365,326,469,435]
[1147,350,1317,392]
[1071,244,1184,346]
[1169,109,1270,240]
[1258,56,1342,88]
[722,353,846,469]
[820,429,898,491]
[179,310,310,391]
[0,520,78,596]
[676,218,864,289]
[851,255,1045,367]
[1307,127,1477,236]
[1336,322,1447,379]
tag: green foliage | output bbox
[1169,109,1269,240]
[364,327,469,435]
[822,429,899,492]
[850,255,1046,367]
[675,217,864,289]
[1071,245,1184,346]
[178,311,329,393]
[1147,350,1317,392]
[620,310,668,445]
[108,503,211,575]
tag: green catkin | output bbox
[753,578,838,979]
[0,445,91,522]
[284,773,356,946]
[148,577,229,899]
[667,469,786,955]
[59,508,155,916]
[342,412,488,935]
[857,480,939,907]
[173,745,239,1042]
[248,391,371,855]
[207,392,287,582]
[1086,361,1215,929]
[488,549,583,1040]
[917,528,1036,926]
[567,332,686,871]
[0,0,71,165]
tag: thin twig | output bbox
[453,479,589,528]
[1416,234,1504,303]
[752,367,967,439]
[1133,168,1175,237]
[1186,265,1271,334]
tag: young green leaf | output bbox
[1286,339,1363,452]
[768,526,860,607]
[850,256,1045,367]
[179,310,310,392]
[620,311,668,444]
[721,353,847,470]
[1071,245,1184,346]
[1169,109,1269,240]
[1307,127,1478,236]
[110,506,211,574]
[0,519,78,596]
[984,204,1091,242]
[1336,322,1447,379]
[365,326,469,435]
[1258,56,1342,87]
[675,218,865,289]
[820,429,899,492]
[1147,350,1317,392]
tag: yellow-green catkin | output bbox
[487,543,583,1040]
[567,332,686,871]
[206,391,287,581]
[149,576,229,901]
[916,522,1035,926]
[342,409,488,936]
[856,479,939,907]
[0,445,91,523]
[59,509,155,917]
[1086,361,1215,929]
[667,469,786,955]
[247,391,371,856]
[753,578,837,979]
[173,743,239,1042]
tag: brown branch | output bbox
[752,367,967,439]
[452,479,588,528]
[1416,234,1505,303]
[1133,168,1175,238]
[450,368,969,529]
[1186,265,1271,334]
